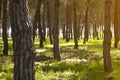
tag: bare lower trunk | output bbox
[43,0,46,41]
[114,0,120,48]
[83,7,89,44]
[47,1,53,44]
[73,0,78,49]
[53,0,61,60]
[38,11,44,48]
[66,1,70,42]
[38,25,44,48]
[33,0,42,41]
[103,0,112,72]
[0,0,2,19]
[78,15,81,40]
[62,24,66,39]
[49,25,53,44]
[2,0,8,55]
[70,25,73,39]
[93,22,99,40]
[10,0,36,80]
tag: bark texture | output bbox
[0,0,2,19]
[103,0,112,72]
[83,6,89,44]
[47,0,53,44]
[73,0,78,49]
[38,3,44,48]
[66,1,71,42]
[42,0,46,41]
[114,0,120,48]
[53,0,61,60]
[33,0,42,41]
[2,0,8,55]
[10,0,36,80]
[93,22,98,39]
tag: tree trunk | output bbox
[66,1,70,42]
[114,0,120,48]
[2,0,8,55]
[38,7,44,48]
[78,14,81,40]
[62,24,66,39]
[42,0,46,41]
[79,24,83,39]
[103,0,112,72]
[47,0,53,44]
[53,0,61,60]
[93,21,99,40]
[83,7,89,44]
[49,25,53,44]
[0,0,2,19]
[10,0,36,80]
[33,0,42,41]
[70,24,73,39]
[73,0,78,49]
[100,25,104,39]
[32,0,44,48]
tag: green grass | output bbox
[35,60,120,80]
[0,41,13,55]
[0,56,13,80]
[0,38,120,80]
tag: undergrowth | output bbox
[0,39,120,80]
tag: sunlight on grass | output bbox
[0,56,13,80]
[0,39,120,80]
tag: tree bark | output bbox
[73,0,78,49]
[83,6,89,44]
[78,14,81,40]
[103,0,112,72]
[114,0,120,48]
[70,24,73,39]
[47,0,53,44]
[2,0,8,55]
[32,0,43,48]
[38,5,44,48]
[53,0,61,60]
[62,24,66,39]
[0,0,2,19]
[42,0,46,41]
[66,1,70,42]
[93,21,98,40]
[33,0,42,41]
[10,0,36,80]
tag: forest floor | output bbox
[0,39,120,80]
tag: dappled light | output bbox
[0,0,120,80]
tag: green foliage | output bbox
[35,60,120,80]
[0,39,120,79]
[0,56,13,80]
[40,60,87,72]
